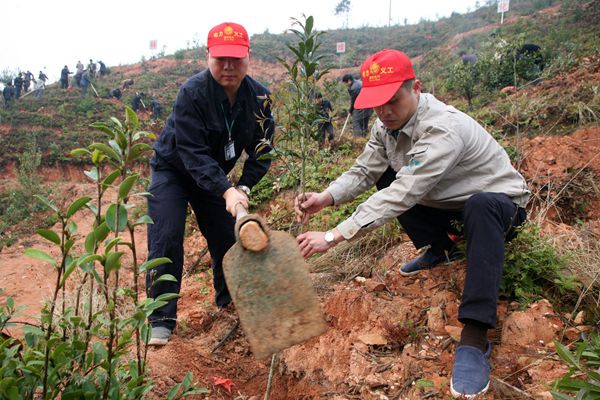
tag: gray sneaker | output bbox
[148,326,171,346]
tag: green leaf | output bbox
[109,116,123,129]
[134,215,154,226]
[166,383,182,400]
[24,249,57,267]
[105,251,124,272]
[89,143,120,162]
[105,204,128,232]
[70,148,91,157]
[91,149,105,164]
[584,369,600,383]
[133,131,156,141]
[181,372,193,388]
[84,167,99,182]
[66,196,92,218]
[104,237,122,254]
[101,170,122,190]
[155,274,177,283]
[78,254,103,265]
[140,257,171,272]
[118,175,138,200]
[125,105,139,130]
[66,221,78,236]
[87,202,99,216]
[132,191,152,198]
[90,121,116,136]
[555,341,581,369]
[129,143,153,161]
[34,194,59,213]
[155,293,179,302]
[94,222,110,242]
[64,239,75,253]
[550,391,574,400]
[116,129,128,149]
[84,232,96,254]
[108,139,123,158]
[37,229,61,245]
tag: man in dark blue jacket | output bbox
[3,83,15,109]
[13,74,23,99]
[60,66,71,89]
[146,21,274,346]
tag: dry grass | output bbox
[309,226,403,281]
[529,166,600,226]
[547,219,600,329]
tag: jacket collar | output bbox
[207,71,249,111]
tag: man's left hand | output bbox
[297,231,335,258]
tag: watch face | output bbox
[324,231,335,243]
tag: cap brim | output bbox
[208,45,249,58]
[354,81,403,109]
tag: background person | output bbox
[341,73,373,137]
[315,92,334,146]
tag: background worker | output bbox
[341,73,373,137]
[296,49,529,399]
[145,21,274,346]
[315,92,334,146]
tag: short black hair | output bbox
[341,74,354,82]
[401,79,415,91]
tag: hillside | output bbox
[0,1,599,399]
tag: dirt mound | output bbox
[520,126,600,222]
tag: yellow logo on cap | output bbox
[370,63,381,75]
[213,26,245,42]
[362,62,395,82]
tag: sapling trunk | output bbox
[42,218,67,399]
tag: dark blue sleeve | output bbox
[174,87,232,195]
[238,94,274,189]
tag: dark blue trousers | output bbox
[377,167,527,328]
[146,158,235,330]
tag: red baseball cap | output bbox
[354,49,416,109]
[207,22,249,58]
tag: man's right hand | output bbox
[294,191,334,224]
[223,187,249,217]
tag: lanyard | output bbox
[220,103,236,142]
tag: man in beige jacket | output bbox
[295,49,529,398]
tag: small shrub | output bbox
[174,49,186,60]
[551,332,600,399]
[502,223,579,304]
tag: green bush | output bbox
[174,49,186,60]
[502,223,579,304]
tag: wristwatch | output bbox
[324,230,336,245]
[236,185,250,196]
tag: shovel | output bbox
[222,204,327,359]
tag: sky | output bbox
[1,0,482,84]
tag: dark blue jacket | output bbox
[152,69,274,196]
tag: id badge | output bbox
[224,140,236,161]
